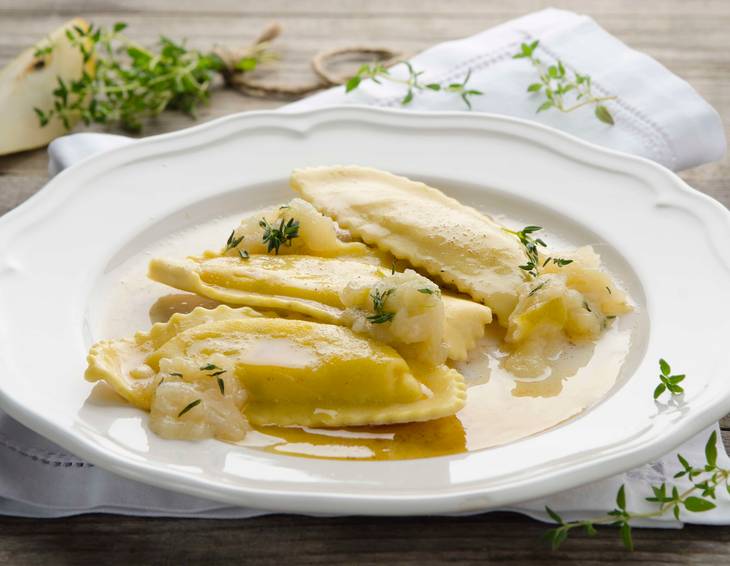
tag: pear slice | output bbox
[0,18,91,156]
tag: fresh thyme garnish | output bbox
[514,40,616,125]
[367,288,395,324]
[543,257,574,268]
[33,43,54,59]
[345,61,482,109]
[654,358,685,400]
[418,288,435,295]
[504,226,572,279]
[260,217,300,254]
[606,286,612,294]
[33,22,274,132]
[544,430,726,551]
[528,281,547,297]
[169,372,183,377]
[239,249,250,260]
[177,399,201,417]
[199,364,227,394]
[583,300,592,312]
[225,230,244,252]
[504,225,544,278]
[391,260,397,275]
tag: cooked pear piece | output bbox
[214,198,368,259]
[0,18,91,155]
[290,165,528,324]
[85,306,466,432]
[148,254,493,363]
[503,246,632,377]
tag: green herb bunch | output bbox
[514,40,615,125]
[35,22,272,133]
[346,61,482,109]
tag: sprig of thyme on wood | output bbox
[34,22,274,133]
[503,225,573,279]
[545,430,725,551]
[346,61,482,109]
[367,288,395,324]
[259,217,300,254]
[513,40,616,125]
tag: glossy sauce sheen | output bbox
[95,213,633,460]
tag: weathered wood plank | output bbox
[1,511,730,565]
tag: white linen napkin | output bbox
[2,8,728,524]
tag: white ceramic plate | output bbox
[1,107,729,515]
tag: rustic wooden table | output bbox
[1,1,729,563]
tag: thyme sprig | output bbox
[545,430,726,551]
[654,358,685,400]
[503,225,572,279]
[367,288,395,324]
[513,40,616,125]
[346,61,482,109]
[259,217,300,254]
[34,22,273,133]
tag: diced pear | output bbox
[0,18,91,155]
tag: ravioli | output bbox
[148,254,492,363]
[85,307,466,432]
[215,198,367,258]
[289,165,528,324]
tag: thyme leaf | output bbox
[528,281,547,297]
[177,399,201,418]
[225,230,244,252]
